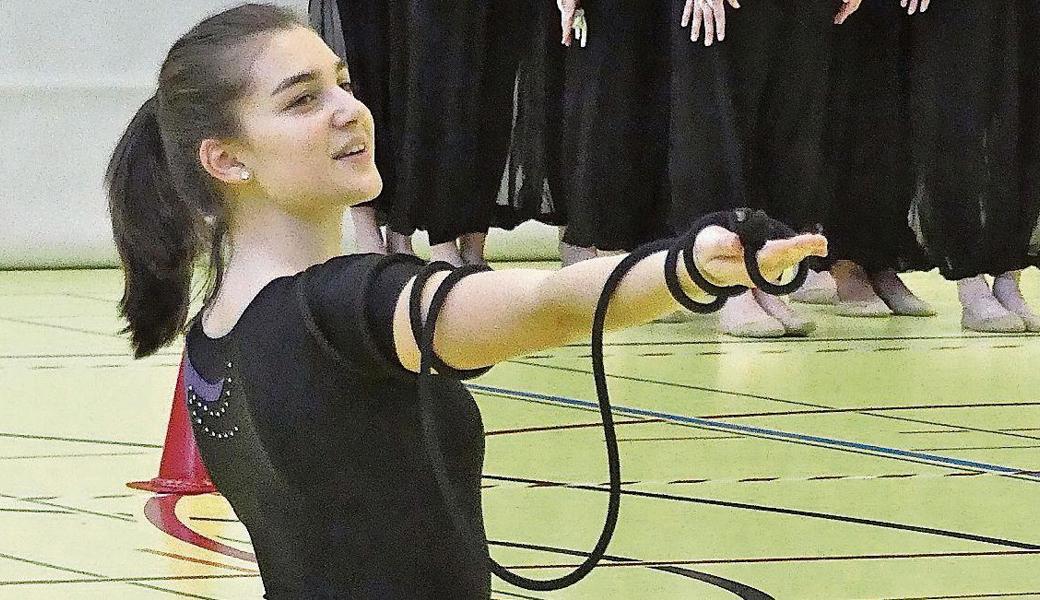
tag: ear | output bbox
[198,139,250,185]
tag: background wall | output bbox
[0,0,557,269]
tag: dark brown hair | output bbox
[105,3,302,357]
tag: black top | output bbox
[184,253,490,599]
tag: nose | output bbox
[330,88,368,129]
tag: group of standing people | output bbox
[311,0,1040,336]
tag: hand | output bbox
[558,0,587,47]
[682,0,741,47]
[692,226,828,288]
[900,0,930,14]
[834,0,863,24]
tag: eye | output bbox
[288,93,316,110]
[339,81,354,94]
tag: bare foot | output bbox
[753,289,816,336]
[992,271,1040,332]
[870,270,935,317]
[832,260,890,317]
[460,232,488,266]
[790,269,838,305]
[719,291,785,338]
[958,275,1025,333]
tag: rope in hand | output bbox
[404,207,809,591]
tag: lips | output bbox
[332,139,370,160]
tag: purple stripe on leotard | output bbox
[183,354,225,404]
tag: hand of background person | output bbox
[834,0,863,24]
[557,0,587,47]
[681,0,741,47]
[899,0,931,15]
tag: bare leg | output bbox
[386,229,416,256]
[429,240,464,267]
[459,232,488,266]
[558,226,597,267]
[832,260,890,317]
[351,206,386,254]
[992,270,1040,331]
[958,275,1024,333]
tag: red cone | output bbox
[128,354,217,495]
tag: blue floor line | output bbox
[467,383,1039,479]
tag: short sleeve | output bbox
[298,253,425,378]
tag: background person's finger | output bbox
[715,0,726,41]
[561,9,574,45]
[691,3,704,41]
[702,4,715,46]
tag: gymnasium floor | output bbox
[1,265,1038,599]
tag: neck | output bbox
[225,199,346,280]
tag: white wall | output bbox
[0,0,557,269]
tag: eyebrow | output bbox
[270,60,348,97]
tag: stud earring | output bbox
[240,169,251,181]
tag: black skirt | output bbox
[906,0,1040,279]
[329,0,535,245]
[490,0,567,232]
[822,0,930,273]
[668,0,835,236]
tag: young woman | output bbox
[106,5,825,597]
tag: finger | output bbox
[715,0,726,42]
[756,234,829,277]
[901,0,908,7]
[703,4,715,46]
[691,3,704,42]
[561,10,574,46]
[727,0,740,8]
[920,0,930,11]
[908,0,919,14]
[682,0,694,27]
[835,1,848,24]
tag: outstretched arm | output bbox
[392,227,827,372]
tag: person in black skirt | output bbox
[669,0,852,336]
[905,0,1040,332]
[822,0,936,319]
[104,6,827,597]
[312,0,533,266]
[550,0,674,267]
[309,0,415,256]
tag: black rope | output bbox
[408,209,807,591]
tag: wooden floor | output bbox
[1,266,1039,599]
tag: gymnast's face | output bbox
[221,26,381,215]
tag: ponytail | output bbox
[106,96,199,358]
[104,4,303,357]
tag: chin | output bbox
[335,174,383,207]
